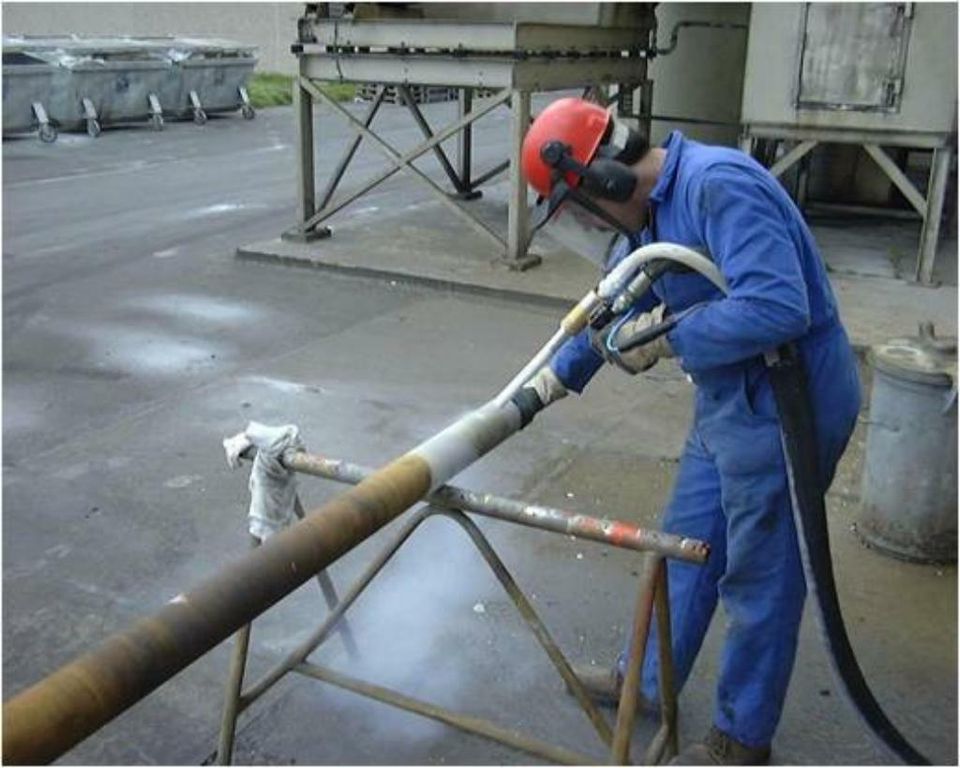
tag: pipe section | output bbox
[2,400,523,764]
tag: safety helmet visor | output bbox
[538,196,622,268]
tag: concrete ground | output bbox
[2,102,956,766]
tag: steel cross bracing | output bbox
[214,448,709,766]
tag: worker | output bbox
[516,98,862,765]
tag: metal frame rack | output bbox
[215,448,710,765]
[286,18,655,269]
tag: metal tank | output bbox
[739,2,958,284]
[858,323,958,563]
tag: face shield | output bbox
[530,178,630,268]
[541,201,622,267]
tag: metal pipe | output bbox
[294,662,598,765]
[2,399,523,764]
[433,508,613,746]
[285,451,708,563]
[654,560,679,761]
[611,556,661,764]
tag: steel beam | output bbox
[917,146,953,284]
[2,399,524,764]
[768,139,818,180]
[743,123,949,150]
[301,20,651,53]
[293,77,317,234]
[506,89,537,268]
[863,143,927,217]
[397,83,467,193]
[300,54,647,91]
[317,85,387,211]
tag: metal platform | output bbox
[286,15,655,268]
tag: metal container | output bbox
[1,43,69,141]
[859,323,958,563]
[741,3,958,139]
[173,38,257,123]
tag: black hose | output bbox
[766,345,930,766]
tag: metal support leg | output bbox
[916,146,953,285]
[504,89,541,271]
[216,536,259,766]
[292,495,360,659]
[654,560,679,761]
[284,76,330,243]
[455,88,482,200]
[611,555,662,764]
[738,132,753,158]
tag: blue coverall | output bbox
[551,131,862,748]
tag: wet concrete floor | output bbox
[3,105,956,765]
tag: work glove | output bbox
[592,304,674,375]
[510,366,568,429]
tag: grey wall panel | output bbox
[742,2,958,135]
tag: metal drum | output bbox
[859,323,958,563]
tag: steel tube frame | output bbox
[2,397,524,763]
[216,498,686,765]
[283,449,709,563]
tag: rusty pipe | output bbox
[2,400,522,764]
[285,451,708,563]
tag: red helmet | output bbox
[521,97,612,197]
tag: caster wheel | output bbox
[241,104,256,120]
[193,108,207,126]
[38,123,58,143]
[87,118,101,138]
[150,113,164,131]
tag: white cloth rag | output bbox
[223,421,305,542]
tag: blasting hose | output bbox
[613,247,929,764]
[765,345,930,765]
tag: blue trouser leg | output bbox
[707,403,806,748]
[618,427,728,701]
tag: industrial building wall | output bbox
[648,3,751,147]
[2,2,303,73]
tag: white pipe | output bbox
[493,243,728,408]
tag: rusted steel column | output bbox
[3,401,522,765]
[286,452,709,564]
